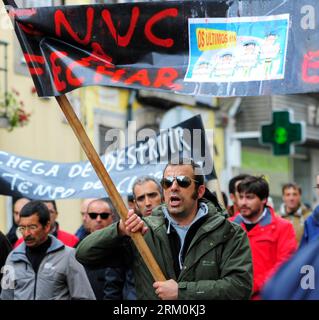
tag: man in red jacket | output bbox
[230,175,297,299]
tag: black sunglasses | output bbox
[161,176,198,189]
[88,212,111,220]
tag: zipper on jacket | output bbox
[33,272,37,300]
[33,256,50,300]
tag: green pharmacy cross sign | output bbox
[260,110,305,156]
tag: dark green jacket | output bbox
[76,202,253,300]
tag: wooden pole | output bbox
[208,142,226,210]
[56,95,166,282]
[210,179,226,209]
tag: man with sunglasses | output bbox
[83,198,120,300]
[86,199,115,233]
[76,159,253,300]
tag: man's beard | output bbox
[241,207,262,221]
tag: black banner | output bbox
[4,0,319,97]
[0,115,215,200]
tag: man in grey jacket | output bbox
[1,201,95,300]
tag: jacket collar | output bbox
[233,206,274,227]
[11,235,65,263]
[162,202,208,234]
[279,203,304,217]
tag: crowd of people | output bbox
[1,157,319,300]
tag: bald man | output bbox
[75,198,97,242]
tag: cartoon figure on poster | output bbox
[210,52,236,79]
[185,14,289,83]
[236,40,261,78]
[192,56,211,79]
[259,33,281,78]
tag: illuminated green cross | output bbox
[261,110,305,156]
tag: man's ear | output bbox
[198,185,206,199]
[44,221,51,233]
[229,193,236,202]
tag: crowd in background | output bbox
[1,160,319,300]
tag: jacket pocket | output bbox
[181,251,220,281]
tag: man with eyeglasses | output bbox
[1,201,95,300]
[14,200,79,248]
[76,159,253,300]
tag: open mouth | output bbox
[170,195,181,207]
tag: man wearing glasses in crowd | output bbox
[76,158,253,300]
[1,201,95,300]
[83,198,119,299]
[86,198,116,233]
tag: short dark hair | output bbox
[132,176,163,201]
[282,182,302,195]
[228,174,251,194]
[237,176,269,201]
[163,158,205,191]
[19,201,50,227]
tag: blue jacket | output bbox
[261,238,319,300]
[299,205,319,248]
[75,225,90,242]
